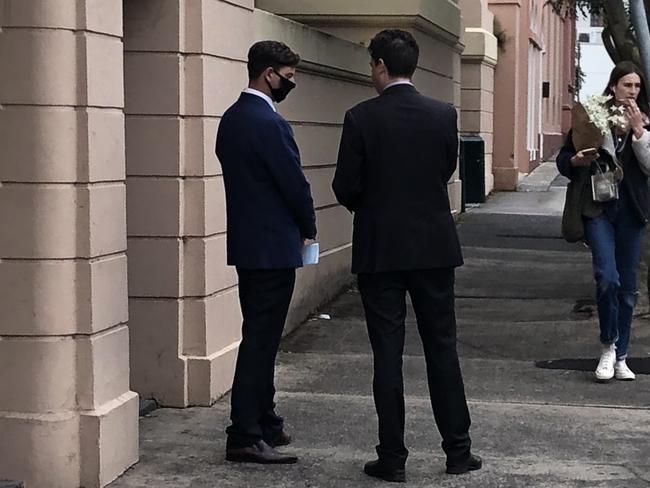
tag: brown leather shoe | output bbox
[226,440,298,464]
[265,431,292,447]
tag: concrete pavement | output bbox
[110,188,650,488]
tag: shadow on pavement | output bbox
[536,358,650,374]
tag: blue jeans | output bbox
[584,195,644,360]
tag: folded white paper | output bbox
[302,242,320,265]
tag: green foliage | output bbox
[575,43,586,100]
[546,0,644,71]
[546,0,605,18]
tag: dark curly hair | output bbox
[368,29,419,77]
[247,41,300,80]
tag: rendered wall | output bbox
[489,0,527,189]
[460,0,498,195]
[0,1,138,486]
[123,0,372,408]
[256,0,466,214]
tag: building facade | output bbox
[489,0,575,190]
[0,1,469,486]
[0,1,573,486]
[460,0,499,196]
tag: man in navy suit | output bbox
[216,40,317,464]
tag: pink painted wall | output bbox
[489,0,575,189]
[541,4,576,159]
[489,0,525,189]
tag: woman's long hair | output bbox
[603,61,650,116]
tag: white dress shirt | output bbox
[242,87,276,112]
[383,79,414,91]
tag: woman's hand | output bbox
[624,99,646,139]
[570,149,598,167]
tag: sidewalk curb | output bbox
[517,161,561,192]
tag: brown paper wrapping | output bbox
[571,103,604,152]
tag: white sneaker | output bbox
[614,360,636,381]
[595,345,616,381]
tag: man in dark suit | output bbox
[216,40,317,464]
[332,29,481,482]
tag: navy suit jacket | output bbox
[216,93,317,269]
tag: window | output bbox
[578,33,590,43]
[527,42,543,161]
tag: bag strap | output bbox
[591,150,623,182]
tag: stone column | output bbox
[460,0,498,196]
[0,1,138,487]
[256,0,465,214]
[488,0,527,190]
[124,0,253,407]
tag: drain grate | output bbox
[536,358,650,374]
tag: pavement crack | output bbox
[456,294,590,301]
[275,391,650,411]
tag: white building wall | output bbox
[577,13,613,98]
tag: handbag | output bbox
[591,161,622,202]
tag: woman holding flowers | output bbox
[557,61,650,382]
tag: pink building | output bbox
[489,0,576,190]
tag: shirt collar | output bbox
[383,79,414,92]
[242,88,276,112]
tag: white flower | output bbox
[609,104,627,130]
[582,94,628,134]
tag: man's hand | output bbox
[570,149,598,168]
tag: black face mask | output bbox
[267,70,296,103]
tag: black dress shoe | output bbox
[364,460,406,483]
[226,440,298,464]
[446,454,483,474]
[265,431,292,447]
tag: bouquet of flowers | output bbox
[571,94,626,151]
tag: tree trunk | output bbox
[602,27,623,64]
[629,0,650,81]
[603,0,641,65]
[629,1,650,313]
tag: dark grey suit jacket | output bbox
[333,84,463,273]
